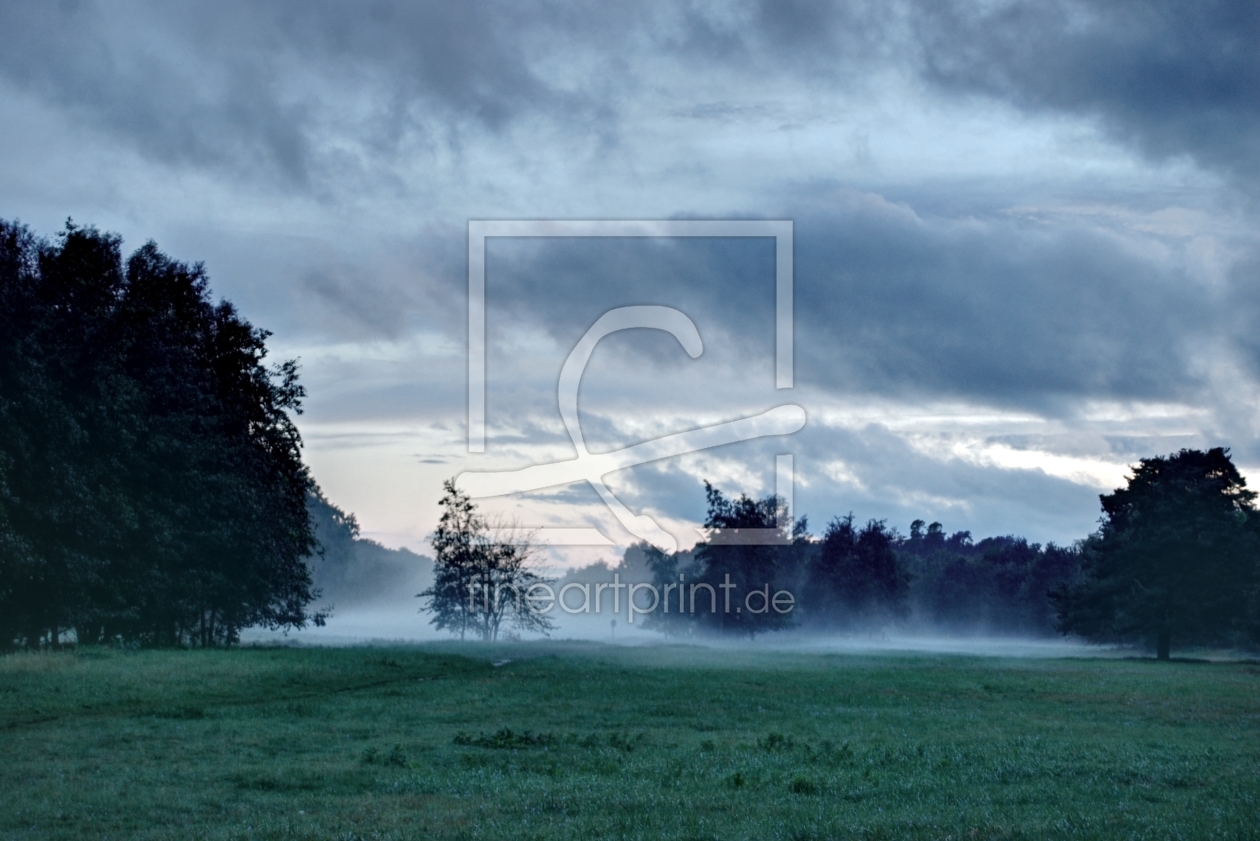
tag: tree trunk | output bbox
[1157,627,1171,661]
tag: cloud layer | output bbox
[3,0,1259,550]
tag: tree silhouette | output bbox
[0,219,322,647]
[419,480,554,641]
[690,482,804,636]
[806,515,908,627]
[1052,447,1260,659]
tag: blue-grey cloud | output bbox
[475,194,1216,411]
[5,1,1257,194]
[4,0,1257,550]
[0,1,595,185]
[613,423,1105,546]
[0,1,908,189]
[915,0,1260,187]
[791,192,1212,407]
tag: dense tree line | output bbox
[427,449,1260,658]
[641,482,809,637]
[544,484,1083,640]
[808,516,910,629]
[628,485,1082,639]
[900,522,1081,635]
[0,220,324,648]
[443,444,1260,657]
[630,447,1260,657]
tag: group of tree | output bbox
[0,219,326,648]
[639,482,806,636]
[539,447,1260,658]
[626,485,1079,638]
[445,481,1080,641]
[899,522,1082,635]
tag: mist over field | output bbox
[259,525,1108,661]
[249,611,1103,661]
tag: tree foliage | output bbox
[900,522,1081,634]
[0,219,323,648]
[1052,447,1260,659]
[419,480,554,641]
[687,482,806,636]
[805,515,908,627]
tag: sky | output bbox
[2,0,1259,561]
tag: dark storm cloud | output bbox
[0,1,904,187]
[791,193,1211,406]
[1225,251,1260,380]
[2,1,1249,419]
[915,0,1260,187]
[0,1,590,185]
[6,1,1256,192]
[302,266,421,338]
[476,193,1213,409]
[0,2,312,182]
[483,234,777,362]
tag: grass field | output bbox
[2,642,1258,840]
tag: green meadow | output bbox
[1,643,1258,840]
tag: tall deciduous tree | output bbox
[1052,447,1260,659]
[419,480,554,641]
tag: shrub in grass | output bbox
[453,728,555,749]
[809,739,853,765]
[759,732,794,751]
[608,732,642,753]
[360,745,409,767]
[790,775,819,795]
[152,705,205,720]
